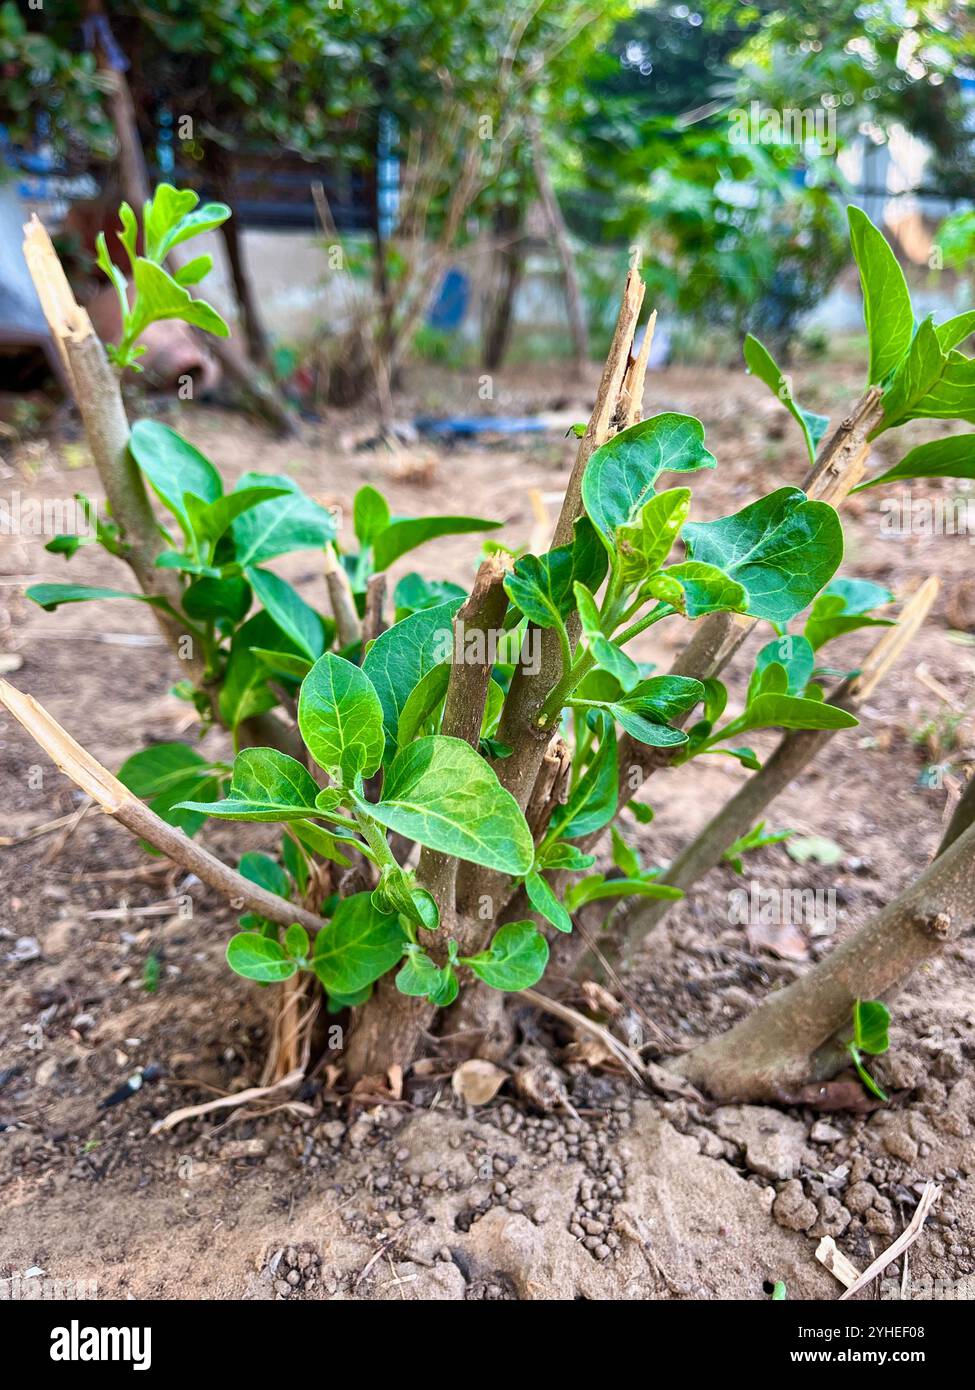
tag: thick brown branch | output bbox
[672,813,975,1103]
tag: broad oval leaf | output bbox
[362,599,463,748]
[353,485,391,547]
[582,412,716,541]
[238,851,291,899]
[129,419,222,536]
[361,734,534,875]
[727,693,859,738]
[682,487,843,624]
[748,635,815,701]
[231,472,337,566]
[662,561,747,618]
[463,921,549,992]
[226,933,296,984]
[298,652,385,784]
[178,747,320,821]
[311,892,407,995]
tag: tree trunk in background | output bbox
[482,200,526,371]
[86,1,296,435]
[209,152,273,372]
[529,118,587,378]
[673,787,975,1103]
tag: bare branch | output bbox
[0,680,329,937]
[323,543,362,648]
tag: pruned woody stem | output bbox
[0,680,329,938]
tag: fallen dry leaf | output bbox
[451,1058,508,1106]
[746,919,809,961]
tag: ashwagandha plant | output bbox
[8,194,975,1094]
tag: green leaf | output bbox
[361,735,534,875]
[623,675,705,723]
[722,693,858,741]
[392,573,466,621]
[298,652,385,784]
[117,742,212,798]
[226,933,296,984]
[26,584,165,612]
[462,921,549,992]
[611,826,641,877]
[937,310,975,353]
[129,420,222,537]
[525,871,573,933]
[173,254,213,287]
[803,578,894,650]
[353,485,391,547]
[185,485,289,545]
[250,648,314,681]
[853,998,890,1056]
[723,822,793,874]
[361,599,463,748]
[617,487,692,581]
[578,675,702,748]
[311,892,406,995]
[743,334,829,464]
[397,663,450,748]
[610,707,688,748]
[143,184,230,262]
[372,865,440,931]
[662,562,748,618]
[231,472,337,566]
[395,946,458,1006]
[285,923,309,960]
[748,635,815,701]
[178,747,321,821]
[372,514,501,570]
[850,1046,888,1103]
[848,206,915,386]
[854,434,975,492]
[551,720,618,840]
[878,318,946,429]
[117,741,223,838]
[682,488,843,624]
[247,567,325,663]
[218,614,287,731]
[574,581,640,691]
[582,412,716,541]
[902,350,975,426]
[238,851,291,899]
[182,576,252,625]
[538,842,597,871]
[289,819,354,869]
[565,874,682,910]
[785,834,845,866]
[130,258,229,341]
[504,517,607,628]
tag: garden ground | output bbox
[2,354,974,1299]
